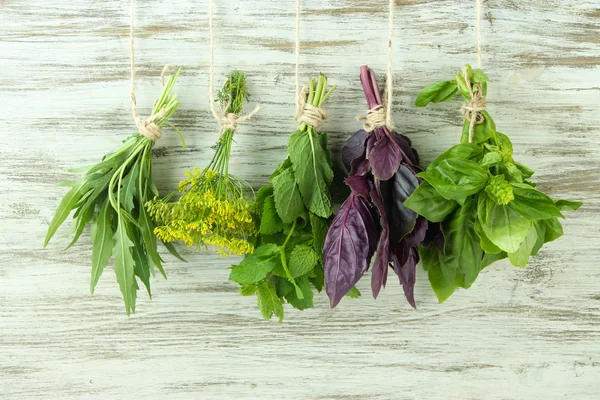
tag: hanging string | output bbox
[294,0,328,128]
[461,0,486,143]
[385,0,394,130]
[356,0,394,132]
[129,0,165,141]
[208,0,259,136]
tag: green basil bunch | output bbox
[405,64,582,302]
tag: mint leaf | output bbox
[272,168,305,224]
[309,213,328,253]
[289,244,318,278]
[229,244,278,285]
[239,285,257,296]
[285,276,314,310]
[259,196,285,235]
[288,128,333,218]
[257,281,284,322]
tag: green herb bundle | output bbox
[44,69,185,315]
[146,71,256,256]
[405,65,582,302]
[229,73,337,321]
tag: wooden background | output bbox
[1,0,599,398]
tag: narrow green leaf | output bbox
[44,183,84,247]
[90,198,114,294]
[120,160,140,213]
[113,218,137,315]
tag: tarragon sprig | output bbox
[44,68,185,315]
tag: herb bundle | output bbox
[405,64,582,302]
[324,66,427,308]
[228,74,336,321]
[44,69,185,315]
[146,71,256,256]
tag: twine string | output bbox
[209,0,259,136]
[460,67,486,143]
[385,0,394,130]
[294,0,327,128]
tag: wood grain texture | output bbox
[1,0,599,398]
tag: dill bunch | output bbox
[146,71,257,256]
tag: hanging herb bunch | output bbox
[228,74,336,322]
[146,71,257,256]
[405,64,582,302]
[324,66,428,308]
[44,69,185,315]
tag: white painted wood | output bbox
[1,0,599,398]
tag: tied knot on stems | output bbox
[134,109,165,142]
[296,87,328,128]
[460,67,487,143]
[357,104,388,132]
[212,102,260,137]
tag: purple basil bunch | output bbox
[323,66,430,308]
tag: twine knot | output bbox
[212,103,260,137]
[135,108,165,142]
[295,88,328,128]
[460,67,487,143]
[357,105,387,132]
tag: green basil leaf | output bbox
[461,111,496,144]
[540,217,564,243]
[419,159,489,204]
[427,143,483,170]
[473,69,490,83]
[480,200,532,253]
[508,224,539,268]
[480,151,502,167]
[555,200,583,212]
[514,162,534,179]
[474,220,502,254]
[511,183,563,220]
[404,181,458,222]
[415,80,458,107]
[428,263,456,303]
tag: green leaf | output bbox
[555,200,583,212]
[239,285,257,296]
[285,276,314,310]
[461,111,496,144]
[229,243,278,285]
[474,220,502,254]
[256,281,284,322]
[288,128,333,218]
[163,241,187,263]
[508,224,539,268]
[139,206,166,278]
[511,183,563,220]
[473,69,490,83]
[428,262,456,303]
[415,80,458,107]
[65,199,96,250]
[480,199,532,253]
[540,217,564,243]
[90,198,114,294]
[480,152,502,167]
[272,168,305,224]
[309,213,328,254]
[130,228,152,297]
[120,160,140,213]
[481,251,507,269]
[113,218,137,316]
[288,244,318,278]
[275,277,295,297]
[503,163,523,183]
[44,183,84,247]
[345,286,361,298]
[515,162,534,179]
[404,181,458,222]
[309,261,324,292]
[442,197,483,288]
[427,143,482,170]
[259,196,285,235]
[255,185,273,215]
[419,159,489,204]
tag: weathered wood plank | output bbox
[1,0,599,398]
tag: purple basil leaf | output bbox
[367,133,402,181]
[345,174,372,199]
[391,132,419,166]
[323,195,378,308]
[404,216,429,248]
[350,153,371,176]
[369,185,390,298]
[390,165,419,241]
[391,244,418,308]
[342,129,369,171]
